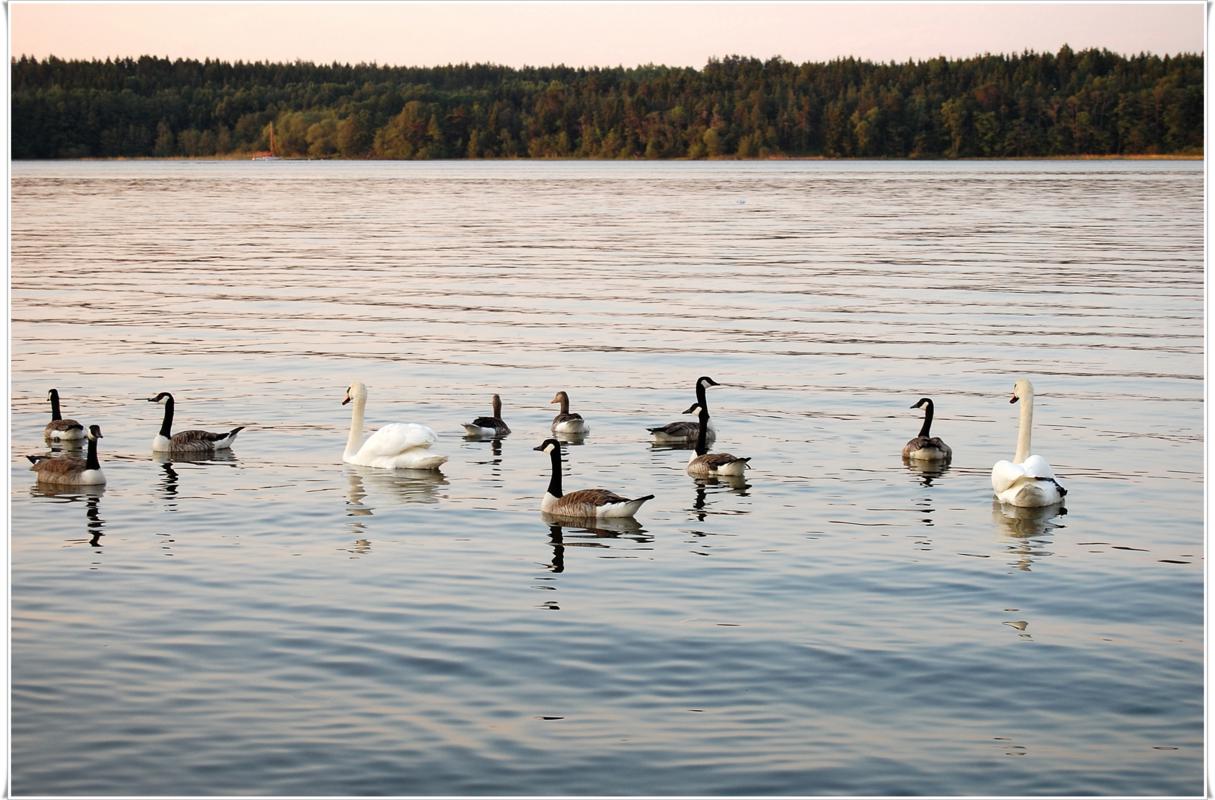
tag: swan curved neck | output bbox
[345,394,366,459]
[918,400,934,438]
[159,397,175,438]
[547,448,563,497]
[1014,394,1033,464]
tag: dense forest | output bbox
[10,47,1203,160]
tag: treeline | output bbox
[10,47,1203,160]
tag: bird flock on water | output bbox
[26,376,1067,517]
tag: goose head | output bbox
[343,382,367,406]
[696,376,720,389]
[534,438,561,454]
[1009,379,1033,405]
[548,391,569,406]
[47,389,60,402]
[148,392,174,405]
[87,425,103,441]
[682,402,707,418]
[911,397,932,410]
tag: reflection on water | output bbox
[344,465,449,513]
[903,458,951,486]
[992,499,1067,572]
[690,475,750,521]
[540,512,650,573]
[28,485,107,549]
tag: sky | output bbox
[6,2,1206,68]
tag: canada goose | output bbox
[462,393,511,437]
[991,379,1067,507]
[148,392,244,453]
[685,402,751,477]
[27,424,106,485]
[903,397,953,461]
[647,376,719,443]
[342,381,448,470]
[534,438,653,518]
[550,391,589,434]
[43,389,85,441]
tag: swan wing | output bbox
[1019,454,1057,480]
[991,459,1027,494]
[358,423,438,459]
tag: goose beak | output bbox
[533,444,544,451]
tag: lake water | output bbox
[9,160,1204,796]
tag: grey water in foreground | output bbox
[9,160,1203,795]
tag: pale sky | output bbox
[6,2,1206,68]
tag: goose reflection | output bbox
[152,449,237,507]
[992,499,1066,572]
[29,484,107,547]
[690,474,750,521]
[903,457,951,486]
[553,430,588,446]
[540,512,649,572]
[344,464,449,515]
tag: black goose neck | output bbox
[694,408,711,456]
[85,436,101,471]
[159,396,175,438]
[547,447,563,497]
[918,399,934,438]
[49,391,62,421]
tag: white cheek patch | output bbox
[543,443,556,453]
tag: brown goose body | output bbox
[535,438,652,519]
[28,425,106,485]
[685,400,751,477]
[463,394,511,436]
[149,392,244,453]
[550,391,589,434]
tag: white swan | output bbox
[342,382,448,470]
[991,378,1067,507]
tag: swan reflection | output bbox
[540,512,650,572]
[344,465,449,515]
[992,499,1066,572]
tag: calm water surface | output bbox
[9,160,1204,795]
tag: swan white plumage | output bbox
[991,378,1067,507]
[342,382,448,470]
